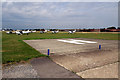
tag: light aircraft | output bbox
[22,30,31,34]
[40,31,44,33]
[31,30,36,33]
[52,30,59,33]
[15,31,22,35]
[6,31,12,34]
[44,30,48,33]
[40,30,48,33]
[69,30,76,34]
[16,30,31,35]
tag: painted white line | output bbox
[69,39,97,43]
[57,39,97,44]
[57,40,85,44]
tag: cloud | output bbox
[2,2,118,29]
[2,0,119,2]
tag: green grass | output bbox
[2,32,119,64]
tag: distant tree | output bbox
[40,29,44,31]
[117,27,120,29]
[107,26,116,29]
[100,28,106,32]
[100,28,105,29]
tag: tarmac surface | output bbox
[24,38,118,78]
[3,57,80,78]
[30,57,80,78]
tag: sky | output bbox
[2,2,118,29]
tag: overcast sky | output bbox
[2,2,118,29]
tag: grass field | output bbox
[2,32,119,64]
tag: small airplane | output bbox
[68,30,76,34]
[40,31,44,33]
[52,30,59,34]
[31,30,36,33]
[15,31,22,35]
[44,30,48,33]
[22,30,31,34]
[16,30,31,35]
[40,29,48,33]
[6,31,12,34]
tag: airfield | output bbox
[2,32,119,78]
[24,38,118,78]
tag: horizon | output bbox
[2,26,119,30]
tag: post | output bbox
[48,49,50,56]
[99,45,101,50]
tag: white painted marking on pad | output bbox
[70,39,97,43]
[57,39,97,44]
[58,40,85,44]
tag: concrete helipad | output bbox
[24,38,118,78]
